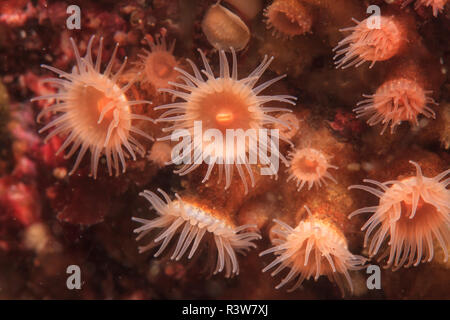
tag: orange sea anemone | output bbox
[148,141,172,168]
[260,206,366,295]
[286,147,338,191]
[349,161,449,270]
[264,0,313,38]
[354,78,437,134]
[156,48,296,193]
[333,16,406,69]
[132,189,261,278]
[136,35,179,91]
[32,36,153,178]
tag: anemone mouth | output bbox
[397,199,443,231]
[132,189,261,278]
[187,78,263,133]
[354,78,437,134]
[294,157,322,175]
[349,161,450,270]
[156,48,297,193]
[287,148,338,191]
[333,17,403,69]
[143,50,178,87]
[66,81,131,146]
[146,52,178,79]
[260,209,366,295]
[292,151,325,175]
[32,35,153,178]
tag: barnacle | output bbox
[202,3,250,52]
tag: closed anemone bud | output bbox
[136,35,179,91]
[333,16,406,69]
[260,206,366,296]
[402,0,447,17]
[32,35,153,178]
[354,78,437,134]
[286,147,338,191]
[132,189,262,278]
[148,141,172,168]
[349,161,450,270]
[202,3,250,52]
[156,48,296,194]
[264,0,313,38]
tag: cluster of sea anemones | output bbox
[333,14,439,134]
[31,0,448,298]
[33,32,298,278]
[331,5,448,282]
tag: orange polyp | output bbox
[333,16,406,69]
[287,147,338,191]
[294,156,320,174]
[260,209,367,295]
[196,89,256,131]
[354,78,437,134]
[303,159,317,169]
[264,0,313,38]
[401,194,426,218]
[34,35,153,178]
[349,161,450,270]
[137,36,179,90]
[155,63,171,78]
[216,110,234,123]
[97,95,114,119]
